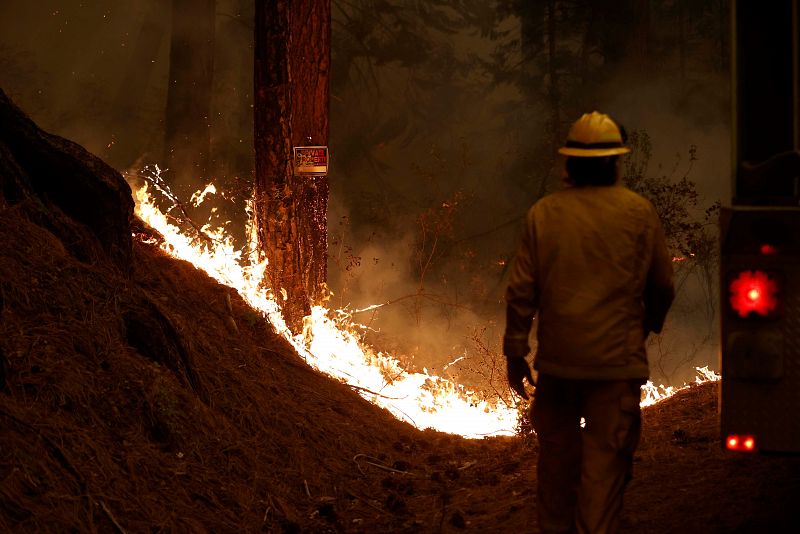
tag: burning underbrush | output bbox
[129,166,521,439]
[129,167,710,436]
[2,89,800,532]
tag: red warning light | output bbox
[729,270,779,317]
[725,434,757,452]
[759,243,778,255]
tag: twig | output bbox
[137,166,216,246]
[304,480,311,498]
[344,488,390,516]
[0,409,100,529]
[349,292,477,315]
[352,454,415,476]
[0,409,84,486]
[347,383,405,400]
[385,404,418,429]
[99,500,127,534]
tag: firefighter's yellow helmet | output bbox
[558,111,631,157]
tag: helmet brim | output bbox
[558,146,631,157]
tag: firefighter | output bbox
[503,111,674,534]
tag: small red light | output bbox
[729,270,778,317]
[726,434,757,452]
[760,244,778,255]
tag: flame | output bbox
[190,183,217,206]
[640,366,720,407]
[131,177,518,437]
[129,173,719,437]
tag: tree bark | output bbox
[254,0,330,331]
[164,0,216,199]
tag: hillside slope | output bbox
[2,88,800,533]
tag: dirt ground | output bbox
[3,208,800,533]
[2,89,800,533]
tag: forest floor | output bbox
[2,212,800,533]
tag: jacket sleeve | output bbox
[503,209,538,359]
[643,215,675,334]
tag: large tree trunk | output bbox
[254,0,330,331]
[164,0,216,200]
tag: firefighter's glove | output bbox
[506,357,534,400]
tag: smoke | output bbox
[326,191,509,389]
[595,71,730,385]
[328,8,732,390]
[602,72,732,203]
[0,1,169,164]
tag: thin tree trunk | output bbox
[678,0,686,89]
[517,0,548,198]
[105,0,168,169]
[164,0,216,199]
[580,4,595,89]
[211,0,254,183]
[631,0,651,74]
[520,0,545,85]
[718,0,727,72]
[254,0,330,331]
[544,0,561,193]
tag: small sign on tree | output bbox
[293,146,328,176]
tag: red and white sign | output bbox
[293,146,328,176]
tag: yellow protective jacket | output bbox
[503,184,674,380]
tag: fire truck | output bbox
[720,0,800,454]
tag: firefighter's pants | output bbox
[532,374,644,534]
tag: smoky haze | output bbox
[0,0,730,391]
